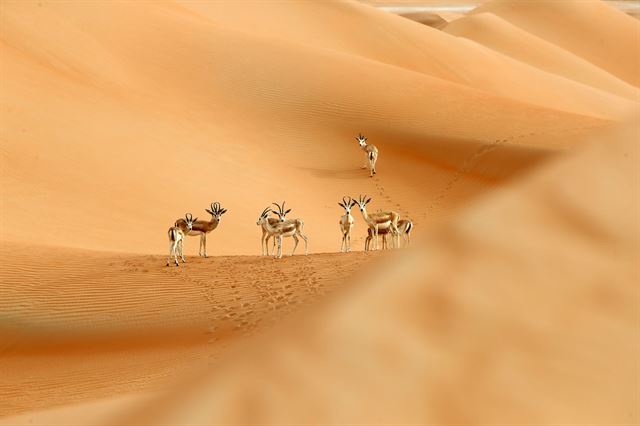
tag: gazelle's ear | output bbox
[193,217,198,222]
[366,198,371,204]
[285,209,291,214]
[338,203,344,208]
[220,208,227,215]
[205,209,213,215]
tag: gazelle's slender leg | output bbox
[167,241,173,266]
[203,234,208,258]
[291,234,299,256]
[374,224,379,250]
[277,236,283,259]
[179,239,186,262]
[173,241,180,266]
[299,232,309,255]
[347,233,351,252]
[261,232,266,255]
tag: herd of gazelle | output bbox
[166,134,413,265]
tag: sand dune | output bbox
[0,242,383,417]
[2,0,622,256]
[399,11,464,28]
[472,0,640,87]
[179,0,636,118]
[113,122,640,426]
[445,12,640,101]
[1,0,638,424]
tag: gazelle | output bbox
[175,202,227,258]
[258,212,281,256]
[338,196,356,252]
[356,133,378,178]
[167,213,196,266]
[257,202,308,259]
[365,219,413,251]
[354,194,400,250]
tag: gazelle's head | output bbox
[354,194,372,212]
[184,213,197,231]
[338,196,356,214]
[356,133,367,148]
[272,201,291,223]
[205,202,227,222]
[256,207,272,226]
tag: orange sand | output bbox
[0,0,638,424]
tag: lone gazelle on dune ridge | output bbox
[257,202,308,259]
[175,202,227,258]
[365,219,413,251]
[338,196,356,253]
[167,213,196,266]
[356,133,378,177]
[354,194,400,250]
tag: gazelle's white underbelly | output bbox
[187,230,204,236]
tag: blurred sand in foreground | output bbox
[1,0,639,424]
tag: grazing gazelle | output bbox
[257,202,308,259]
[167,213,196,266]
[175,202,227,258]
[338,196,356,252]
[354,194,400,250]
[365,219,413,250]
[356,133,378,177]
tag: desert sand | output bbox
[0,0,638,424]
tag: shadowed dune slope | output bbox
[1,1,618,255]
[445,12,640,101]
[114,122,640,426]
[472,0,640,87]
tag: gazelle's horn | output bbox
[185,213,193,221]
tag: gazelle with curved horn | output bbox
[257,202,308,259]
[338,196,356,252]
[257,207,281,256]
[354,194,400,250]
[356,133,378,178]
[365,219,413,250]
[174,202,227,257]
[166,213,196,267]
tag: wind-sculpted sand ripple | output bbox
[0,243,383,417]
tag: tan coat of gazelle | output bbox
[365,219,413,250]
[338,196,356,252]
[175,202,227,258]
[354,195,400,250]
[166,213,196,266]
[356,133,378,177]
[257,202,308,259]
[258,216,281,256]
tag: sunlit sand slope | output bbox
[472,0,640,87]
[444,12,640,100]
[1,1,618,255]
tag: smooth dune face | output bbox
[444,12,640,101]
[471,0,640,87]
[1,0,638,424]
